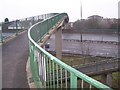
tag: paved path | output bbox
[2,31,29,88]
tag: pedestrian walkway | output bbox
[2,31,29,88]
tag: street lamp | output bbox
[80,0,83,42]
[0,23,3,43]
[16,20,19,36]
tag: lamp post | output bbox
[79,0,84,55]
[80,0,83,42]
[16,20,18,36]
[16,19,20,35]
[0,23,3,43]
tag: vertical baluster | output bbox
[52,61,55,88]
[60,67,62,88]
[47,19,49,31]
[70,73,77,89]
[38,51,41,79]
[50,19,52,29]
[82,80,84,90]
[41,52,43,82]
[34,47,38,77]
[34,48,38,75]
[45,56,49,87]
[29,42,35,78]
[37,50,40,78]
[49,59,52,88]
[42,53,44,82]
[56,64,59,88]
[89,84,92,90]
[65,70,67,88]
[43,53,46,87]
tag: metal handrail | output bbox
[28,13,112,89]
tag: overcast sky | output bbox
[0,0,119,22]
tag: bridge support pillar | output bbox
[106,73,112,87]
[55,28,62,59]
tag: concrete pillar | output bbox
[106,73,112,87]
[101,74,107,84]
[55,28,62,59]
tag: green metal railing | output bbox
[28,13,112,89]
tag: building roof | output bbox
[88,15,103,19]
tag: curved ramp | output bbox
[28,13,112,89]
[2,32,29,88]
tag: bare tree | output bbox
[4,18,9,23]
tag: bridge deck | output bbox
[2,31,29,88]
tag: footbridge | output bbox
[1,13,115,89]
[28,13,112,89]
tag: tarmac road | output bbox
[46,35,118,58]
[2,31,29,88]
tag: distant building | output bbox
[8,21,23,29]
[110,18,118,24]
[64,22,73,29]
[88,15,103,21]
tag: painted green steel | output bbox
[65,70,67,88]
[52,62,55,88]
[82,80,84,90]
[28,13,112,89]
[46,56,49,87]
[90,84,92,90]
[56,64,59,88]
[70,72,77,88]
[60,67,62,88]
[49,58,52,88]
